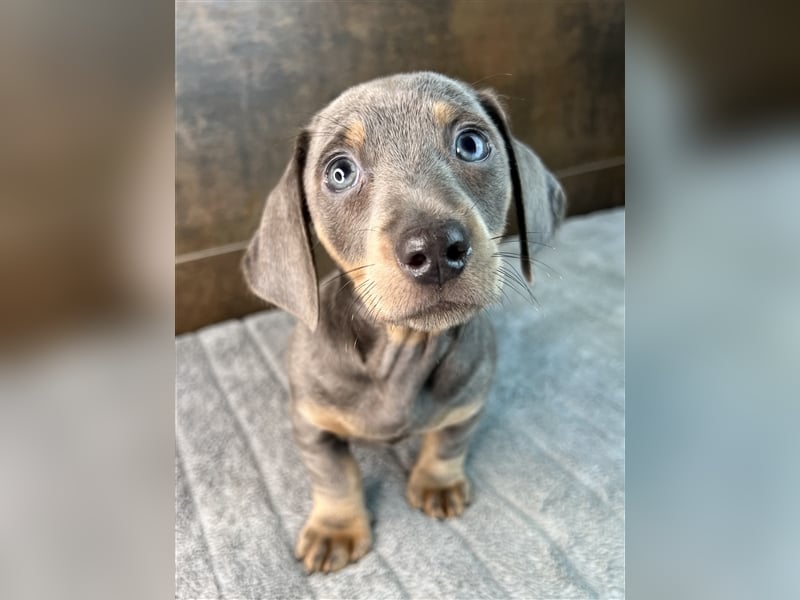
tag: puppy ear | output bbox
[242,132,319,330]
[477,90,566,282]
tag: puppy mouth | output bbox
[351,273,493,328]
[397,299,482,322]
[378,282,499,329]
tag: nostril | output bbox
[446,242,468,263]
[408,253,427,268]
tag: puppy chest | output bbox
[299,378,456,442]
[296,344,461,441]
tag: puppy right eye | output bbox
[324,156,359,192]
[454,129,490,162]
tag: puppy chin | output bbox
[399,305,482,332]
[384,284,501,332]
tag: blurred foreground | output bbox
[627,7,800,599]
[0,2,174,599]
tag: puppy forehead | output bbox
[308,73,485,151]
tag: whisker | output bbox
[470,72,514,87]
[496,264,527,293]
[334,273,370,300]
[498,94,528,103]
[365,291,381,323]
[348,280,376,318]
[493,252,562,279]
[355,279,375,295]
[496,269,531,305]
[313,113,353,130]
[333,278,354,299]
[503,262,541,307]
[320,264,374,287]
[491,230,549,237]
[492,237,556,251]
[492,275,512,306]
[499,263,543,311]
[497,264,536,305]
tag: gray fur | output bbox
[243,72,565,571]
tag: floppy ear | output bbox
[477,90,567,282]
[242,132,319,330]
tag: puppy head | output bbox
[244,72,565,332]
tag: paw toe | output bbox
[295,516,372,573]
[423,490,446,519]
[444,487,466,517]
[304,537,330,573]
[322,540,350,573]
[409,479,471,519]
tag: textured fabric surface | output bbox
[176,208,625,599]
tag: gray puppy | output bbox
[243,72,565,573]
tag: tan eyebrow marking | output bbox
[432,101,456,126]
[344,120,366,148]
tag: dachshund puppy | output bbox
[243,72,565,573]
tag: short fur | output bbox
[243,72,565,573]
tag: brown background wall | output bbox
[176,0,624,334]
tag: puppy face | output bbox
[244,72,564,332]
[305,74,513,331]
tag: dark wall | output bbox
[176,0,624,333]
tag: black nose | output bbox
[394,220,472,285]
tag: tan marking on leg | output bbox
[428,398,483,431]
[296,400,402,442]
[311,455,363,508]
[296,401,359,439]
[415,432,467,482]
[406,431,471,519]
[296,457,372,573]
[432,101,456,127]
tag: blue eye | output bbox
[324,156,359,192]
[454,130,490,162]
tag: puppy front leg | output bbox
[406,410,482,519]
[291,410,372,573]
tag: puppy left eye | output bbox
[454,130,490,162]
[324,156,359,192]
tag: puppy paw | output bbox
[295,512,372,573]
[406,476,472,519]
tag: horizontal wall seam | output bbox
[175,240,250,265]
[554,156,624,179]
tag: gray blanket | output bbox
[176,208,625,599]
